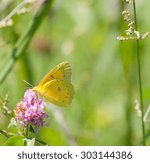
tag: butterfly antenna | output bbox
[24,80,33,88]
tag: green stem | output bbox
[26,124,29,138]
[24,124,29,146]
[0,129,14,138]
[132,0,146,146]
[0,0,55,85]
[35,138,48,146]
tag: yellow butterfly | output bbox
[32,61,74,107]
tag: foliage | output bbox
[0,0,150,146]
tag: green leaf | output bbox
[4,135,24,146]
[39,127,68,145]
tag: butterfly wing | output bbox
[39,79,74,107]
[38,61,72,87]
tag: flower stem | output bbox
[26,124,29,137]
[35,138,48,146]
[24,124,29,146]
[132,0,146,145]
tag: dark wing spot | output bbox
[51,74,54,78]
[58,87,61,92]
[62,100,65,103]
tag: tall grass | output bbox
[132,0,146,146]
[0,0,55,85]
[118,0,148,145]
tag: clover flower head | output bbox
[14,89,48,131]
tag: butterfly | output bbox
[32,61,74,107]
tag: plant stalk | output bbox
[0,0,55,85]
[132,0,146,146]
[23,124,29,146]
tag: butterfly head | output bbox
[32,86,38,92]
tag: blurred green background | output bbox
[0,0,150,145]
